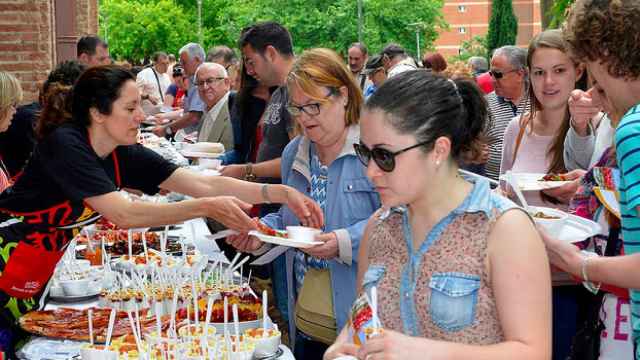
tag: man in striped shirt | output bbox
[485,46,530,181]
[540,1,640,358]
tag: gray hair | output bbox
[349,42,368,56]
[195,62,228,80]
[179,43,205,63]
[467,56,488,72]
[206,45,238,66]
[492,46,527,70]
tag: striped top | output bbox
[485,91,530,181]
[614,103,640,354]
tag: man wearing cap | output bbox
[380,43,417,78]
[362,55,387,100]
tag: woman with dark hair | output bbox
[221,61,270,165]
[0,65,322,354]
[324,70,551,359]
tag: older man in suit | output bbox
[195,62,234,151]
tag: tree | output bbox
[99,0,195,62]
[548,0,574,28]
[486,0,518,56]
[99,0,446,61]
[450,36,488,63]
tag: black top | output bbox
[256,86,293,165]
[0,102,39,177]
[230,93,267,163]
[0,123,178,304]
[0,123,177,214]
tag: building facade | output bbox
[0,0,99,102]
[435,0,542,57]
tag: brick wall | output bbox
[0,0,55,103]
[0,0,98,103]
[435,0,542,58]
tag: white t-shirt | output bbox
[136,67,171,113]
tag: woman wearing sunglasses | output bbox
[226,48,380,359]
[324,70,551,359]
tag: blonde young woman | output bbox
[0,71,23,192]
[498,30,590,359]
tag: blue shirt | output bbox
[364,84,377,100]
[614,104,640,354]
[182,75,206,134]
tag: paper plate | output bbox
[180,150,223,159]
[248,231,322,249]
[500,172,573,191]
[555,214,602,243]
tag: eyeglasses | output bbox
[354,141,429,172]
[286,92,334,117]
[489,68,519,79]
[195,77,226,87]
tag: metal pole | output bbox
[357,0,363,43]
[416,29,420,58]
[197,0,203,44]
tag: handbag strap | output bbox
[512,114,530,162]
[151,68,165,102]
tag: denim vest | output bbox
[362,178,519,343]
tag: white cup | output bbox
[60,278,90,297]
[199,158,222,170]
[286,226,321,243]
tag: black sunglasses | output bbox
[354,141,429,172]
[489,68,518,79]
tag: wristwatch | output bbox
[244,163,256,181]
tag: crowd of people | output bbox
[0,0,639,359]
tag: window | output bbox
[458,27,466,34]
[458,5,467,12]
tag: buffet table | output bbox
[18,219,295,359]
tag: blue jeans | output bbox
[553,286,580,360]
[271,253,289,324]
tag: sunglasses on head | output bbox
[489,68,519,79]
[354,141,429,172]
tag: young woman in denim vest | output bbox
[325,70,552,359]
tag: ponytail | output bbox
[453,78,488,162]
[35,83,72,140]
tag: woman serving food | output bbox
[0,65,322,354]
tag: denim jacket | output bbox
[261,125,381,339]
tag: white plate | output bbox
[500,172,573,191]
[555,214,602,243]
[248,231,323,249]
[180,150,223,158]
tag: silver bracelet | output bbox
[261,184,272,204]
[581,251,601,294]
